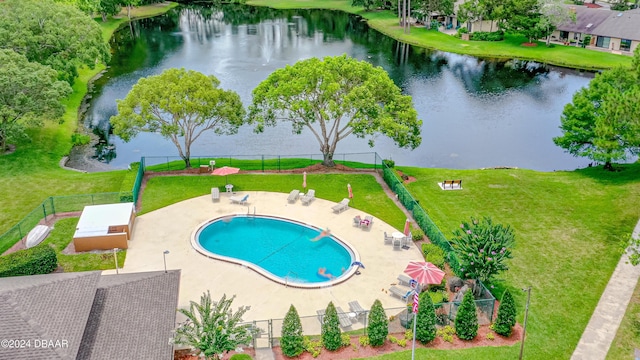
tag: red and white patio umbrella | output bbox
[211,166,240,184]
[347,183,353,199]
[302,171,307,190]
[404,261,445,286]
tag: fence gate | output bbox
[252,319,272,349]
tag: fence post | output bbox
[91,194,95,205]
[42,203,47,221]
[50,197,55,217]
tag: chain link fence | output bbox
[247,283,495,349]
[143,152,381,172]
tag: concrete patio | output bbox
[105,191,423,330]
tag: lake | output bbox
[83,4,594,171]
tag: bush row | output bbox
[0,244,57,277]
[470,31,504,41]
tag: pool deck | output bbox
[107,191,422,328]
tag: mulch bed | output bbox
[521,42,538,47]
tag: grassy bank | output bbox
[362,164,640,359]
[246,0,632,70]
[138,164,640,359]
[0,2,178,238]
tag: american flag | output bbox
[412,292,419,314]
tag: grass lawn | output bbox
[139,173,407,230]
[606,278,640,359]
[246,0,632,70]
[0,2,178,246]
[43,217,126,272]
[357,164,640,359]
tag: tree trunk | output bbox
[183,157,192,169]
[0,130,5,153]
[604,161,613,171]
[322,152,335,167]
[101,13,107,22]
[127,5,131,19]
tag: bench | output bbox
[317,307,352,328]
[348,301,365,317]
[441,179,462,190]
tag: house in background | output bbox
[551,7,640,54]
[0,270,180,360]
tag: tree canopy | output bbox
[110,68,245,168]
[0,0,110,84]
[174,291,252,360]
[0,50,72,153]
[249,55,422,166]
[553,66,640,170]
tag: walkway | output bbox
[571,219,640,360]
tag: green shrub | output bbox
[451,216,515,283]
[340,333,351,347]
[358,336,370,346]
[493,289,517,337]
[455,290,479,340]
[397,338,407,347]
[388,335,397,344]
[71,133,91,146]
[367,299,388,347]
[422,243,445,257]
[321,302,342,351]
[303,337,322,358]
[437,325,455,342]
[281,305,305,357]
[486,332,495,340]
[428,290,447,305]
[412,227,425,241]
[229,355,252,360]
[470,31,504,41]
[382,159,395,168]
[404,329,412,340]
[0,244,57,277]
[416,291,437,343]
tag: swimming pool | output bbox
[192,215,360,288]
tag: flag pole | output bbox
[410,279,418,360]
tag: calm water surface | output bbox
[84,5,594,171]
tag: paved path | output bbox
[571,219,640,360]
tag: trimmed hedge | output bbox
[0,244,57,277]
[229,354,252,360]
[470,31,504,41]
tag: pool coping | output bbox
[191,214,361,289]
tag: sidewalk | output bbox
[571,219,640,360]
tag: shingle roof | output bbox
[591,8,640,41]
[557,6,611,34]
[0,270,180,360]
[76,270,180,360]
[0,271,101,360]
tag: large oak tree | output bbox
[0,50,72,153]
[0,0,110,84]
[249,55,422,166]
[553,66,640,170]
[110,68,245,168]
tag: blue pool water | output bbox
[196,216,354,284]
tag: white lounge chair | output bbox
[389,286,414,301]
[383,231,393,245]
[301,189,315,205]
[316,307,352,328]
[332,198,350,213]
[353,215,362,227]
[230,194,249,205]
[287,189,300,203]
[397,274,412,286]
[348,301,366,321]
[361,215,373,230]
[211,187,220,202]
